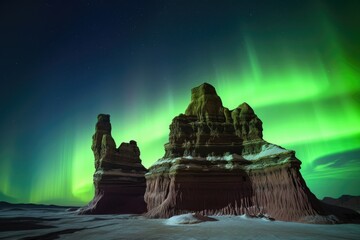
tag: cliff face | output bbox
[79,114,147,214]
[144,83,358,223]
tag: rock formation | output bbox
[79,114,147,214]
[144,83,360,223]
[322,195,360,213]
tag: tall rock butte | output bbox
[144,83,359,223]
[79,114,147,214]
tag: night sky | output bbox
[1,0,359,206]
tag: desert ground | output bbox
[0,205,359,240]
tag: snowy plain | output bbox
[0,206,359,240]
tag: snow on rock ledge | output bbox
[242,143,290,160]
[144,83,360,223]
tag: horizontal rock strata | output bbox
[144,83,359,223]
[79,114,147,214]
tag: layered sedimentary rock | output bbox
[79,114,147,214]
[144,83,359,223]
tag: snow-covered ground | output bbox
[0,206,359,240]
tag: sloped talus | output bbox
[144,82,359,223]
[79,114,147,214]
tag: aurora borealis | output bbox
[0,0,359,206]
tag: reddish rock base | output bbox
[145,150,325,222]
[144,83,360,223]
[80,182,146,214]
[79,114,147,214]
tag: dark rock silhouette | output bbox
[322,195,360,212]
[79,114,147,214]
[144,83,360,223]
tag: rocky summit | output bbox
[79,114,147,214]
[144,83,359,223]
[164,82,263,158]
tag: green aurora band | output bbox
[0,3,359,206]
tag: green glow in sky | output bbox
[0,1,359,205]
[67,30,359,203]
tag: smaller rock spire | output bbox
[79,114,147,214]
[92,114,113,167]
